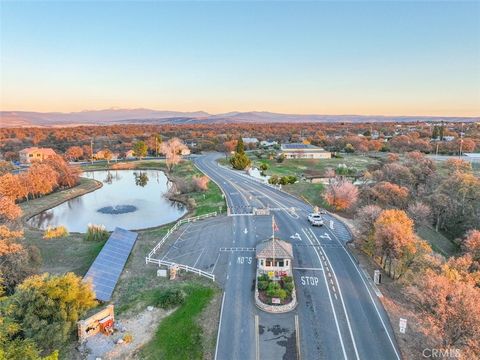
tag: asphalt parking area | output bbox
[156,216,234,284]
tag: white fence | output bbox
[147,211,217,259]
[147,258,215,281]
[145,212,217,282]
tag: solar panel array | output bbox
[282,143,310,149]
[84,227,138,302]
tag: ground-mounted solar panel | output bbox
[83,227,138,302]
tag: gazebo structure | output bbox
[256,238,293,278]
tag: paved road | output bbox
[194,153,402,360]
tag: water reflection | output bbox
[134,171,149,187]
[28,170,186,232]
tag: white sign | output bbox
[374,270,381,285]
[399,318,407,334]
[157,269,167,277]
[272,298,281,304]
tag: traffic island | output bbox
[254,237,297,313]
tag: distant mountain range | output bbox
[1,108,478,127]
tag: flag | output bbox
[272,215,279,232]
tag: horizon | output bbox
[1,1,479,117]
[1,107,480,119]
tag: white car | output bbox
[308,213,324,226]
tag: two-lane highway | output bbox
[195,153,401,360]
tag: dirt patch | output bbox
[79,306,175,360]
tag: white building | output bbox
[280,143,331,159]
[242,137,259,144]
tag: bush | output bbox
[258,274,269,282]
[258,281,269,291]
[276,154,285,163]
[283,282,294,293]
[283,276,293,283]
[154,288,185,309]
[123,333,133,343]
[43,225,69,239]
[85,224,109,242]
[268,175,279,185]
[279,176,297,185]
[266,282,281,297]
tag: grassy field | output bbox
[417,225,458,257]
[250,155,379,178]
[221,154,378,208]
[140,284,216,360]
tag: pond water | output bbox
[28,170,187,232]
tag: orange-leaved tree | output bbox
[324,180,358,211]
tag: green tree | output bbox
[10,273,96,352]
[236,137,245,154]
[229,137,251,170]
[0,287,58,360]
[133,140,148,159]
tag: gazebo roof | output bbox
[256,238,293,259]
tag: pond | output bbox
[28,170,187,232]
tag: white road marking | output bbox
[328,230,402,360]
[211,252,221,274]
[255,315,260,360]
[308,228,360,360]
[302,228,347,360]
[214,292,226,360]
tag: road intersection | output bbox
[152,153,401,359]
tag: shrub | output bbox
[85,224,109,242]
[279,176,296,185]
[43,225,69,239]
[123,333,133,344]
[266,282,281,297]
[276,154,285,163]
[154,288,185,309]
[258,274,269,282]
[258,281,269,291]
[268,175,279,185]
[283,276,293,283]
[283,282,294,293]
[192,175,209,191]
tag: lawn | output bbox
[250,154,379,178]
[140,284,216,360]
[220,154,378,209]
[417,225,459,257]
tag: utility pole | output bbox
[459,123,464,157]
[90,138,94,164]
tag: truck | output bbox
[308,213,324,226]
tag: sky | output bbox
[1,1,479,116]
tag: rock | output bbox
[116,338,124,344]
[147,306,154,312]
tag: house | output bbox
[94,150,118,161]
[260,140,278,147]
[242,137,259,145]
[125,150,135,159]
[19,147,56,163]
[280,143,331,159]
[256,238,293,277]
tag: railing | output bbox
[147,258,215,281]
[147,212,217,259]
